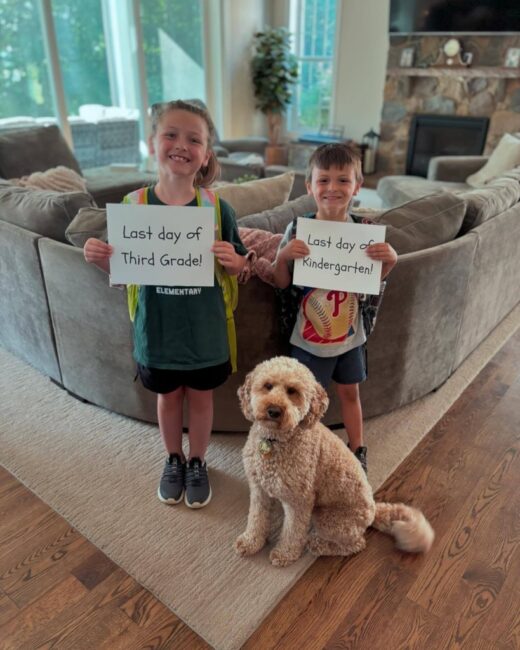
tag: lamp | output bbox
[362,129,380,175]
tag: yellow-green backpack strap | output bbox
[123,188,148,321]
[197,188,238,373]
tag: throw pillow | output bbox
[9,165,87,193]
[0,186,96,243]
[456,174,520,235]
[374,192,467,255]
[238,193,316,233]
[213,171,295,218]
[65,206,108,247]
[466,133,520,187]
[0,125,82,178]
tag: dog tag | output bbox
[259,439,273,455]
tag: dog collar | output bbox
[259,438,275,455]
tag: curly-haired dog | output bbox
[234,356,434,567]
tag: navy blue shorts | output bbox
[137,360,231,393]
[291,345,367,389]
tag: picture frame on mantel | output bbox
[400,47,415,68]
[504,48,520,69]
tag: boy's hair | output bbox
[306,142,364,184]
[149,99,220,187]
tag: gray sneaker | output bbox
[354,446,368,474]
[157,453,185,504]
[184,457,212,509]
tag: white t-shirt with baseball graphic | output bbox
[279,213,366,358]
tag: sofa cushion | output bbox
[238,193,316,233]
[370,192,467,255]
[213,172,294,218]
[0,185,96,243]
[466,133,520,187]
[456,172,520,235]
[0,125,82,178]
[66,175,298,247]
[376,175,468,208]
[65,206,108,247]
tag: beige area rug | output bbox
[1,304,519,650]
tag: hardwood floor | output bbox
[1,329,519,649]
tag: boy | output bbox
[272,143,397,474]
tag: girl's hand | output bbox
[278,238,310,263]
[211,241,245,275]
[84,238,113,274]
[366,242,398,279]
[84,238,113,264]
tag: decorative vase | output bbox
[265,145,288,166]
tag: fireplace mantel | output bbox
[387,66,519,79]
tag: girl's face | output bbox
[149,109,210,181]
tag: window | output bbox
[0,1,54,119]
[140,0,206,105]
[51,0,111,115]
[0,0,209,168]
[289,0,338,134]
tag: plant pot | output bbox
[265,145,289,166]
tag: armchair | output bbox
[376,155,488,208]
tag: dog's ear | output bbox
[300,380,329,429]
[237,372,254,421]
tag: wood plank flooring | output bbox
[1,329,519,649]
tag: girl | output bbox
[84,100,247,509]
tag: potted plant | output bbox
[251,27,299,165]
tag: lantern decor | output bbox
[362,128,380,175]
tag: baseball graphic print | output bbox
[302,289,358,343]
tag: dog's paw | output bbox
[269,546,301,567]
[306,536,325,556]
[234,533,265,557]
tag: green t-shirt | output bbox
[131,186,247,370]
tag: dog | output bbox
[234,356,434,567]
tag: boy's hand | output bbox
[211,241,245,275]
[278,238,310,263]
[366,242,397,279]
[84,238,113,271]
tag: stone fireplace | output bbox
[378,34,520,175]
[406,114,489,176]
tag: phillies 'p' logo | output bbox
[327,290,348,318]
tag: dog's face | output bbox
[238,356,329,436]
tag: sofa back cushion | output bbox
[238,193,316,232]
[456,169,520,235]
[0,125,82,178]
[65,206,108,247]
[212,172,294,218]
[0,185,96,243]
[364,192,467,254]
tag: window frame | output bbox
[287,0,341,136]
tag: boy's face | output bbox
[306,164,361,219]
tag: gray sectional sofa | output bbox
[1,126,519,431]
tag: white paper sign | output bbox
[106,203,215,286]
[293,218,386,295]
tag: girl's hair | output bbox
[306,142,364,184]
[150,99,220,187]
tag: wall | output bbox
[219,0,266,138]
[333,0,389,142]
[219,0,390,142]
[379,35,520,174]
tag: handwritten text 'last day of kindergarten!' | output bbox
[106,203,215,287]
[293,217,387,295]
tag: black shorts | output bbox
[137,360,232,393]
[291,344,367,389]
